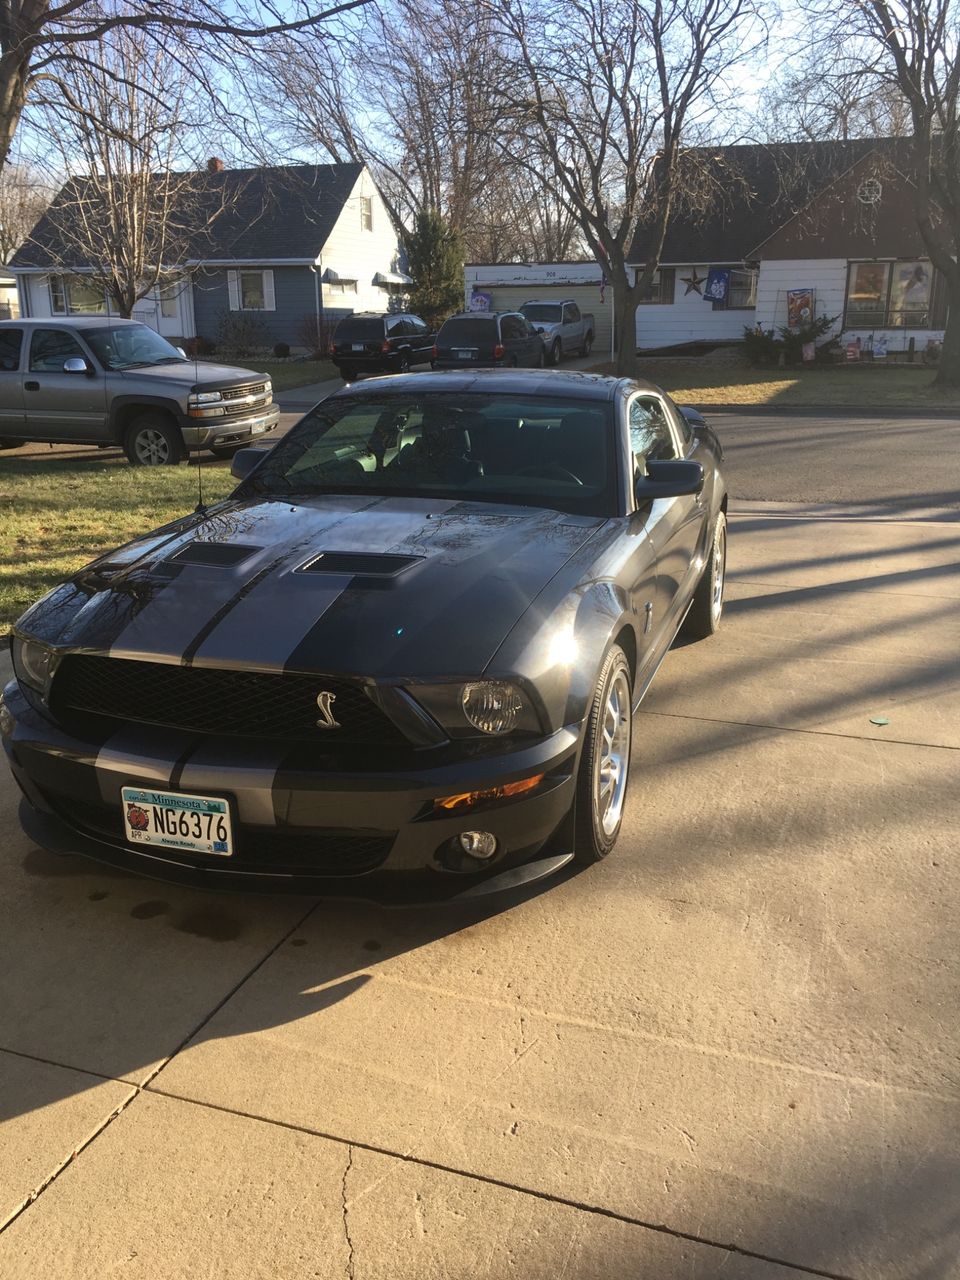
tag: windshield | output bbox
[521,304,562,323]
[84,324,186,370]
[239,392,617,517]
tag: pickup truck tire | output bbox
[123,414,184,466]
[549,340,562,366]
[582,331,593,357]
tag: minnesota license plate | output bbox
[454,349,476,359]
[351,343,366,351]
[121,787,233,857]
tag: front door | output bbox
[0,327,25,435]
[23,327,108,442]
[629,392,705,633]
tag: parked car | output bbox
[520,300,595,365]
[329,312,436,381]
[0,318,279,464]
[433,312,546,369]
[3,370,726,902]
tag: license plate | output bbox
[121,787,233,857]
[352,343,366,351]
[454,349,476,359]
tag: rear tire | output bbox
[582,331,593,357]
[682,510,727,640]
[339,364,357,383]
[574,645,633,865]
[123,414,183,466]
[549,340,562,366]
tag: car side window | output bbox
[563,303,580,323]
[385,316,407,337]
[629,396,679,466]
[0,328,23,371]
[30,328,87,372]
[408,316,429,334]
[500,315,523,340]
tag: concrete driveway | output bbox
[2,496,958,1278]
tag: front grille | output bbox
[45,792,393,876]
[51,655,408,745]
[221,382,267,401]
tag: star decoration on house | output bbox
[681,270,706,295]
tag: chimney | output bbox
[207,157,225,173]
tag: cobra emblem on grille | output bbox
[315,691,341,729]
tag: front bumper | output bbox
[179,403,281,450]
[2,680,578,902]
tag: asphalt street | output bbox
[1,403,959,1277]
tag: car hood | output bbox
[117,362,267,390]
[19,496,604,679]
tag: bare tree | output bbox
[0,161,51,262]
[31,27,230,316]
[259,0,562,261]
[759,48,911,142]
[786,0,960,384]
[0,0,371,182]
[491,0,765,375]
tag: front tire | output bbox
[549,340,562,366]
[574,645,633,865]
[123,415,183,466]
[682,510,727,639]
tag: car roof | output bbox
[0,316,147,328]
[330,368,659,402]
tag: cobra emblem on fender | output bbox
[315,691,341,729]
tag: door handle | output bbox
[24,381,39,390]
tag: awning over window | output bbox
[322,268,357,284]
[374,270,413,286]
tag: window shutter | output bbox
[262,269,276,311]
[227,270,240,311]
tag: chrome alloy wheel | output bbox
[595,667,632,837]
[711,517,727,625]
[134,427,172,465]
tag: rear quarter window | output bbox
[0,328,22,370]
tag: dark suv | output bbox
[433,312,546,369]
[330,312,436,381]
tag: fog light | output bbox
[0,698,13,736]
[458,831,498,860]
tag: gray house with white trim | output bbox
[9,162,409,350]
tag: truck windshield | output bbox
[83,325,187,370]
[521,304,562,323]
[238,391,618,517]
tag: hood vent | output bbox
[168,541,263,567]
[298,551,422,577]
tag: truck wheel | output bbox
[123,414,184,466]
[582,331,593,357]
[549,340,562,366]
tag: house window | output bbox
[637,268,675,304]
[711,268,757,311]
[844,260,946,329]
[227,268,275,312]
[360,196,373,231]
[327,279,357,296]
[159,281,180,318]
[48,274,106,315]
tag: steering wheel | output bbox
[516,464,584,486]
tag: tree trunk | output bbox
[0,54,30,178]
[933,279,960,388]
[614,280,642,377]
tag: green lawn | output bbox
[199,357,337,390]
[588,360,960,407]
[0,456,236,629]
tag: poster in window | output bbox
[786,288,814,330]
[704,268,730,302]
[889,261,930,324]
[849,263,887,309]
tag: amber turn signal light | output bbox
[434,773,545,813]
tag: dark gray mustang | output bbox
[3,370,727,902]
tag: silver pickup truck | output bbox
[519,299,595,366]
[0,317,280,465]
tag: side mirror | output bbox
[679,405,707,429]
[634,458,704,501]
[63,357,90,374]
[230,447,267,481]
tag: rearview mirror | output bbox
[63,357,89,374]
[634,458,704,501]
[230,447,268,481]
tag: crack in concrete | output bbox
[341,1145,356,1280]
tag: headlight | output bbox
[12,635,59,696]
[263,379,272,397]
[409,680,540,737]
[188,390,224,406]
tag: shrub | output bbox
[183,335,216,358]
[297,313,337,360]
[216,310,269,358]
[742,314,840,367]
[273,342,291,358]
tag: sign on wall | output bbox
[786,288,815,330]
[469,290,492,312]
